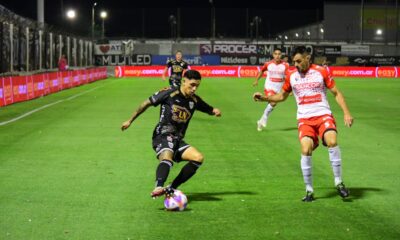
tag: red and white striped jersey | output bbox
[283,64,336,119]
[261,60,289,90]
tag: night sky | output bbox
[1,0,351,39]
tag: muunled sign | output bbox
[96,55,152,66]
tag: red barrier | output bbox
[49,72,60,93]
[72,70,80,87]
[27,75,35,100]
[3,77,13,105]
[12,76,27,103]
[61,71,71,89]
[0,77,4,107]
[33,74,45,98]
[116,66,400,78]
[0,67,107,107]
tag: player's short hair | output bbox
[291,46,311,57]
[175,50,183,54]
[184,70,201,80]
[273,48,282,53]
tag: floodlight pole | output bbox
[91,2,97,40]
[37,0,44,25]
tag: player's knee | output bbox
[301,145,313,156]
[191,153,204,163]
[270,102,277,107]
[325,139,337,148]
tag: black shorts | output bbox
[152,134,190,162]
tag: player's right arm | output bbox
[121,88,171,131]
[253,90,290,103]
[162,60,171,81]
[253,69,291,103]
[162,67,168,81]
[121,99,152,131]
[253,63,268,87]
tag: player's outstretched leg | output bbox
[257,102,275,131]
[300,137,315,201]
[170,147,203,190]
[301,155,314,201]
[170,161,202,189]
[328,146,350,198]
[325,131,350,198]
[152,155,174,198]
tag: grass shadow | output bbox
[186,191,257,203]
[267,127,298,132]
[317,187,384,202]
[158,207,193,212]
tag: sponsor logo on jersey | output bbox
[172,105,192,123]
[172,65,183,73]
[189,101,194,109]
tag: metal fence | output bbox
[0,5,94,76]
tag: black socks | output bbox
[171,161,202,189]
[155,160,173,187]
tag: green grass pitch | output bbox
[0,77,399,239]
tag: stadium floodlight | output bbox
[284,35,288,40]
[295,33,299,37]
[100,11,107,19]
[320,28,324,33]
[376,29,383,35]
[66,9,76,19]
[307,31,311,35]
[100,11,108,38]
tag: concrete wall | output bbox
[324,3,400,43]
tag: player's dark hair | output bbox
[176,50,182,54]
[291,46,311,57]
[184,70,201,80]
[274,48,282,53]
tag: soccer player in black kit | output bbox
[162,50,188,87]
[122,70,221,198]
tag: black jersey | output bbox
[149,87,214,138]
[167,59,188,81]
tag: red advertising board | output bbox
[49,72,60,93]
[12,76,28,103]
[191,66,238,77]
[0,67,108,108]
[61,71,71,89]
[43,73,51,95]
[80,69,88,84]
[328,67,376,77]
[0,77,4,107]
[72,70,81,87]
[33,74,45,98]
[238,66,262,77]
[27,75,35,100]
[116,66,400,78]
[3,77,13,105]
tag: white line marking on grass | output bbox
[0,84,105,126]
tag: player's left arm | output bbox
[328,86,354,127]
[196,96,221,117]
[121,99,152,131]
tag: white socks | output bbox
[300,146,343,192]
[328,146,343,186]
[301,155,313,192]
[260,104,274,124]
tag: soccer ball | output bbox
[164,190,188,211]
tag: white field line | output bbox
[0,84,106,126]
